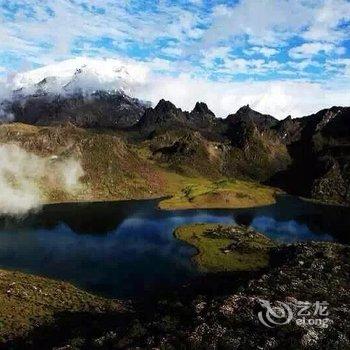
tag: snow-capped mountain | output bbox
[11,57,149,97]
[1,58,151,128]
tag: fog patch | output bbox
[0,108,14,123]
[0,144,84,216]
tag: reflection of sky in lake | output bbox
[0,195,347,298]
[250,216,333,243]
[0,212,235,298]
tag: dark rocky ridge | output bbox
[135,99,224,140]
[2,90,149,128]
[226,104,279,131]
[270,106,350,204]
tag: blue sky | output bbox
[0,0,350,117]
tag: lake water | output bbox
[0,195,348,298]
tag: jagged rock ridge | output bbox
[270,106,350,204]
[2,90,150,128]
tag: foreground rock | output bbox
[177,241,350,349]
[115,240,349,350]
[5,227,349,349]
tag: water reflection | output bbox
[0,195,348,298]
[251,216,332,243]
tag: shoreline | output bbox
[42,192,349,211]
[43,195,278,211]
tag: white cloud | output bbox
[0,144,84,215]
[202,55,284,75]
[289,42,345,59]
[247,47,279,57]
[287,59,322,71]
[201,46,233,67]
[203,0,314,47]
[136,71,349,119]
[302,0,350,43]
[200,0,350,55]
[0,0,204,66]
[0,108,14,123]
[1,0,349,90]
[189,0,203,5]
[200,45,283,75]
[326,58,350,78]
[3,57,350,120]
[161,46,183,57]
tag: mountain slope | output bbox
[0,123,167,202]
[0,122,281,213]
[5,90,149,128]
[270,106,350,204]
[2,63,349,206]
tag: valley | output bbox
[1,1,350,348]
[0,72,349,349]
[2,90,349,211]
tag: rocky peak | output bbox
[226,117,261,150]
[226,105,278,131]
[314,107,342,132]
[235,104,253,115]
[135,99,187,134]
[273,115,302,144]
[154,99,178,113]
[187,102,217,129]
[191,102,215,117]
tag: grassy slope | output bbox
[0,123,168,202]
[174,223,276,272]
[0,123,279,209]
[159,179,278,210]
[0,269,123,343]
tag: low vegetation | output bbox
[0,269,124,344]
[174,223,276,272]
[0,124,280,212]
[159,179,278,210]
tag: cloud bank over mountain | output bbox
[1,57,348,119]
[0,1,349,119]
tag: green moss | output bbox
[174,223,276,272]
